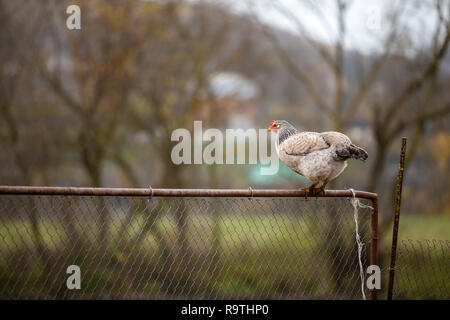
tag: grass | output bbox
[397,214,450,240]
[0,209,448,299]
[379,214,449,300]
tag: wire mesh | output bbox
[392,239,449,300]
[0,194,374,299]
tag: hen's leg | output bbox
[317,179,329,195]
[299,182,319,200]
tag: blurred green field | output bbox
[0,206,367,299]
[379,214,449,300]
[396,214,450,240]
[0,214,319,253]
[0,210,448,299]
[379,213,450,251]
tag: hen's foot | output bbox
[310,187,324,199]
[317,185,326,195]
[299,187,321,200]
[299,187,310,200]
[316,180,328,196]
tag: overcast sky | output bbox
[219,0,443,54]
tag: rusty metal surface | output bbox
[387,137,407,300]
[0,186,378,200]
[370,197,379,300]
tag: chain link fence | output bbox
[0,188,377,299]
[391,239,449,300]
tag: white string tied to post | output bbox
[348,188,374,301]
[148,185,154,203]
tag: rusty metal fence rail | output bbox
[0,186,378,300]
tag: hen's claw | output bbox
[299,186,325,200]
[311,187,323,199]
[299,187,310,200]
[317,180,328,196]
[317,186,326,195]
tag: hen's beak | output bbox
[268,126,272,131]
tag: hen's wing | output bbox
[320,131,368,161]
[280,132,330,156]
[320,131,352,146]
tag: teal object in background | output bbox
[249,163,309,185]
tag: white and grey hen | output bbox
[268,120,368,195]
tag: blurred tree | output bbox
[256,0,450,292]
[0,0,60,281]
[256,0,450,208]
[33,0,156,252]
[126,1,242,262]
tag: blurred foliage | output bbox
[0,196,374,299]
[0,0,449,267]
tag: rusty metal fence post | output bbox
[387,137,407,300]
[370,197,379,300]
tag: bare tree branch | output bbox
[270,0,336,68]
[260,25,333,114]
[383,26,450,125]
[343,29,398,125]
[390,103,450,138]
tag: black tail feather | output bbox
[349,144,368,161]
[335,144,368,161]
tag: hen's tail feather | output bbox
[349,144,368,161]
[335,144,368,161]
